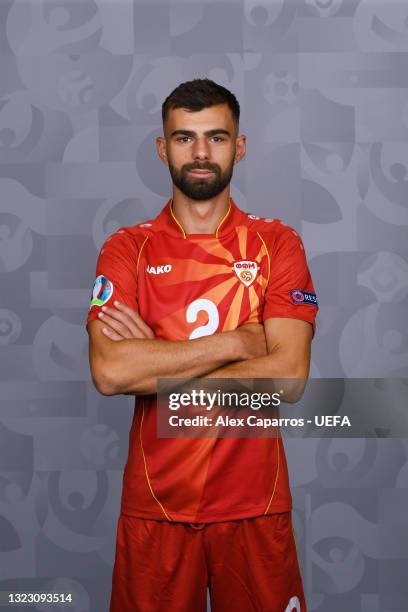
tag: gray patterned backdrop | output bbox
[0,0,408,610]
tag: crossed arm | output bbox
[87,301,312,400]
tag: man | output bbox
[86,79,318,612]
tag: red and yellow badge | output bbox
[232,260,258,287]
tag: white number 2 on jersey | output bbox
[285,596,301,612]
[186,299,219,340]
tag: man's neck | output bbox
[171,189,231,235]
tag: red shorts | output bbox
[109,511,306,612]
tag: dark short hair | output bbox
[162,78,240,126]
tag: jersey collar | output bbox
[157,196,240,239]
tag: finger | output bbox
[101,305,146,337]
[100,306,149,338]
[113,301,155,338]
[98,311,134,339]
[99,310,148,339]
[100,326,124,341]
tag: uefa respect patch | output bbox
[90,275,114,308]
[290,289,318,306]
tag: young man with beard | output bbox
[86,79,318,612]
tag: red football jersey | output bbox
[87,197,318,522]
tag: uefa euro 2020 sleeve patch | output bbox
[290,289,318,306]
[90,275,114,308]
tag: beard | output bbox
[168,157,235,201]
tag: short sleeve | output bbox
[262,225,318,334]
[86,228,141,327]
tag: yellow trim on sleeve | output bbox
[136,235,149,275]
[135,235,149,304]
[256,231,271,284]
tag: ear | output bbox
[156,136,168,166]
[234,133,246,164]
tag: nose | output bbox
[192,137,210,161]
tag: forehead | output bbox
[164,103,236,134]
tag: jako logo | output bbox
[146,264,172,275]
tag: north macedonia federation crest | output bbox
[232,260,258,287]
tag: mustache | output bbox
[183,163,219,172]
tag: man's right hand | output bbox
[234,322,268,361]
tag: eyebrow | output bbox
[170,128,231,138]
